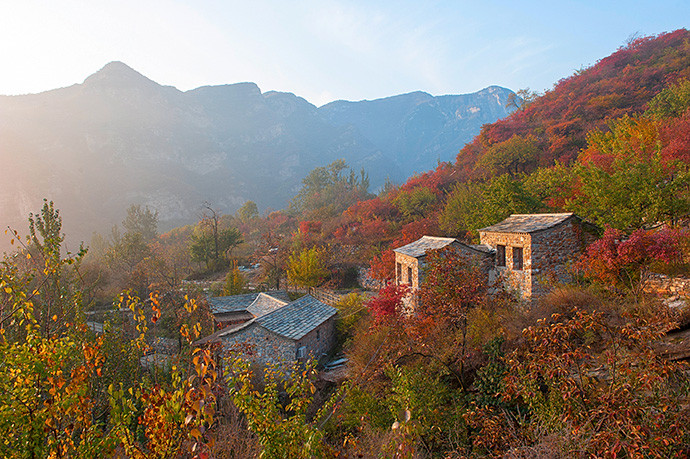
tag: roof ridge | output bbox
[255,292,288,304]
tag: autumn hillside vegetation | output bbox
[2,29,690,458]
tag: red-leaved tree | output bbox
[577,227,683,293]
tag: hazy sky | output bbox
[0,1,687,106]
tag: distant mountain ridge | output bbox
[0,62,515,248]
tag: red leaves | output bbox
[366,283,409,321]
[418,247,488,327]
[578,227,683,289]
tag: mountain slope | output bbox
[0,62,514,248]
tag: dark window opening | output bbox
[396,262,402,284]
[407,266,413,285]
[513,247,523,270]
[316,329,320,340]
[496,245,506,267]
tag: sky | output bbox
[0,1,687,107]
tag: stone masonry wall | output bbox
[479,231,533,297]
[395,252,420,289]
[644,273,690,298]
[221,323,296,368]
[530,221,592,298]
[295,317,336,364]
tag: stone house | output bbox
[394,236,494,290]
[478,213,598,298]
[208,291,291,328]
[198,294,337,368]
[394,213,598,301]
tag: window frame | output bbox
[512,246,523,270]
[496,244,506,267]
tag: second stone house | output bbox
[394,236,494,290]
[394,213,599,301]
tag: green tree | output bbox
[223,261,246,295]
[236,200,259,222]
[289,160,372,219]
[26,199,87,337]
[393,187,437,220]
[227,358,327,458]
[571,115,690,230]
[476,134,539,176]
[122,204,158,242]
[645,78,690,119]
[287,246,329,288]
[189,206,244,270]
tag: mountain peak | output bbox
[83,61,158,89]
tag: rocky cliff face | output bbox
[0,62,514,248]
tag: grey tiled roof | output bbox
[394,236,492,258]
[479,213,575,234]
[257,295,337,341]
[209,290,290,314]
[247,292,288,318]
[195,319,256,345]
[394,236,458,258]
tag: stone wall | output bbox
[479,231,533,297]
[480,219,596,299]
[530,220,591,298]
[221,323,296,368]
[644,273,690,298]
[295,316,336,363]
[395,252,420,289]
[220,318,337,369]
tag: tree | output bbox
[236,200,259,222]
[223,261,246,295]
[577,227,683,293]
[287,246,329,288]
[502,308,689,457]
[476,134,539,176]
[646,78,690,120]
[505,87,541,111]
[122,204,158,242]
[392,187,437,220]
[290,160,373,220]
[572,115,690,230]
[189,205,244,270]
[26,199,87,337]
[366,283,409,321]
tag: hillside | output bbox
[0,63,514,249]
[296,29,690,281]
[458,29,690,173]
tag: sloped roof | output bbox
[257,295,337,341]
[209,290,290,314]
[394,236,458,258]
[247,292,288,317]
[195,319,256,346]
[479,213,575,234]
[394,236,492,258]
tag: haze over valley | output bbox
[0,61,514,248]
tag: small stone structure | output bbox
[394,213,598,301]
[394,236,493,290]
[198,294,337,369]
[479,213,598,299]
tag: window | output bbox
[513,247,523,270]
[296,346,307,359]
[496,244,506,267]
[316,329,320,340]
[396,262,402,284]
[407,266,413,285]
